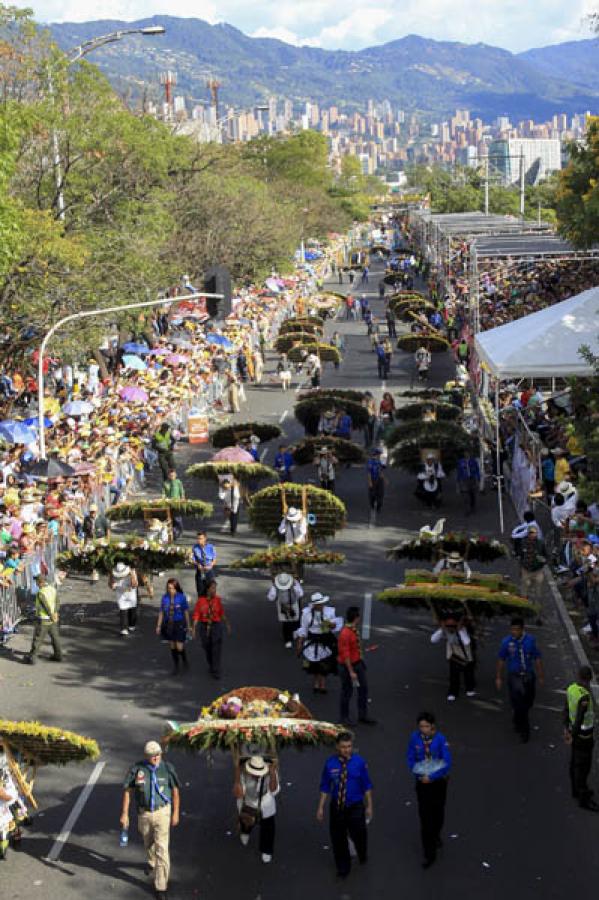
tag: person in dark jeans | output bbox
[191,581,231,679]
[317,731,373,879]
[563,666,599,810]
[496,616,544,742]
[338,607,376,726]
[407,711,452,868]
[431,616,476,701]
[237,756,280,863]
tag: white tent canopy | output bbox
[474,288,599,378]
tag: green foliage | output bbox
[275,332,320,354]
[248,483,346,540]
[294,394,368,429]
[557,122,599,248]
[288,342,341,364]
[0,718,100,766]
[395,402,462,423]
[377,584,536,617]
[210,422,282,448]
[387,420,477,473]
[396,334,450,353]
[230,544,345,570]
[58,537,193,575]
[186,461,276,483]
[106,498,213,521]
[292,435,366,464]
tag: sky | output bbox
[30,0,597,53]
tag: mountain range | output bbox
[48,17,599,121]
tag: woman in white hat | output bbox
[109,561,139,636]
[316,447,338,493]
[294,592,342,693]
[267,571,304,647]
[433,550,472,581]
[278,506,308,546]
[237,755,280,864]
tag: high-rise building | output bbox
[488,137,561,184]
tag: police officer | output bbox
[563,666,599,810]
[152,423,176,482]
[26,574,62,664]
[121,740,181,900]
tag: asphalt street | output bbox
[0,258,596,900]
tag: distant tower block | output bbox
[160,70,177,117]
[207,78,221,119]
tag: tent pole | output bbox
[495,383,504,533]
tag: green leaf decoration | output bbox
[287,342,341,363]
[387,533,508,563]
[282,315,324,328]
[292,435,366,465]
[58,537,193,575]
[294,395,369,431]
[0,719,100,766]
[389,298,435,320]
[386,420,477,473]
[299,388,367,403]
[210,422,282,449]
[275,332,322,354]
[248,483,346,540]
[278,321,323,337]
[395,401,462,423]
[377,582,537,618]
[396,334,450,353]
[186,461,276,483]
[106,498,213,521]
[231,544,345,570]
[404,569,517,593]
[397,389,444,400]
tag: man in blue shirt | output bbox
[334,412,352,441]
[274,445,294,482]
[317,731,373,879]
[367,448,386,523]
[192,531,216,598]
[407,711,452,868]
[456,452,481,515]
[496,616,544,742]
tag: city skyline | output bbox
[31,0,597,54]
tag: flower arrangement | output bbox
[386,421,477,473]
[288,342,341,364]
[299,388,366,403]
[404,569,517,593]
[396,334,450,354]
[162,686,342,753]
[284,315,325,328]
[295,395,369,431]
[186,461,276,483]
[387,533,508,563]
[278,321,323,338]
[389,298,435,318]
[230,544,345,570]
[106,498,213,522]
[275,333,321,354]
[377,582,536,617]
[292,436,366,465]
[0,719,100,766]
[248,483,346,540]
[395,402,462,424]
[58,537,193,575]
[397,389,444,400]
[210,422,282,449]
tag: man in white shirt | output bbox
[511,511,544,541]
[267,572,303,648]
[278,507,308,546]
[431,616,475,701]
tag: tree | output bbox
[556,120,599,248]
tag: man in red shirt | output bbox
[338,607,376,727]
[192,580,231,679]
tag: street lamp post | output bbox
[37,290,222,459]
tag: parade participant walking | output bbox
[236,756,280,863]
[109,561,139,636]
[83,502,111,582]
[431,615,476,701]
[152,422,176,482]
[456,452,481,515]
[316,447,338,493]
[563,665,598,810]
[162,470,185,540]
[416,455,445,509]
[267,571,303,647]
[278,507,308,546]
[415,345,431,381]
[192,580,231,679]
[295,592,342,693]
[120,740,181,900]
[407,711,452,869]
[305,351,321,388]
[220,475,241,535]
[496,616,544,742]
[192,530,217,598]
[433,551,471,581]
[515,525,547,608]
[155,579,191,675]
[26,574,62,664]
[367,447,386,523]
[385,305,397,338]
[274,445,294,482]
[317,731,373,879]
[338,606,376,726]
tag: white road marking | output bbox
[279,409,288,423]
[260,448,268,462]
[361,592,373,640]
[46,761,106,862]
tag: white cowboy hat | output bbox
[286,507,302,522]
[447,551,463,563]
[309,591,329,605]
[557,480,574,495]
[245,755,269,777]
[112,562,131,578]
[318,447,329,454]
[323,409,337,418]
[274,572,294,590]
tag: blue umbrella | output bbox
[206,334,233,349]
[24,416,53,429]
[0,421,37,444]
[122,342,149,355]
[122,354,147,370]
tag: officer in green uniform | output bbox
[563,665,598,810]
[152,423,175,482]
[121,740,181,900]
[162,470,185,539]
[26,575,62,664]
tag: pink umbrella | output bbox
[119,386,148,403]
[211,447,254,463]
[147,348,168,357]
[165,354,189,366]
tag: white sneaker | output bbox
[284,642,292,649]
[447,694,456,702]
[120,629,129,636]
[261,853,272,863]
[582,624,593,634]
[466,691,476,698]
[128,626,136,633]
[240,833,250,846]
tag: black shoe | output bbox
[50,656,63,662]
[25,656,35,665]
[358,717,377,725]
[155,892,168,900]
[421,856,436,869]
[336,871,350,880]
[520,732,530,743]
[436,837,443,849]
[580,799,599,811]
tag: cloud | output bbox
[29,0,598,52]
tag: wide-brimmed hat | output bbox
[286,507,302,522]
[274,572,294,590]
[112,562,130,578]
[552,447,565,455]
[324,409,337,419]
[447,551,463,563]
[318,447,329,455]
[148,518,164,530]
[144,740,162,757]
[245,755,269,777]
[557,480,574,495]
[309,591,329,606]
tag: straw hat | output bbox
[245,756,269,777]
[309,591,329,606]
[286,507,302,522]
[447,551,463,563]
[274,572,294,591]
[557,481,575,496]
[112,562,130,578]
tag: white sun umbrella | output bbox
[62,400,94,416]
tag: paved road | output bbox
[1,258,596,900]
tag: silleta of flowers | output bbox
[230,544,345,571]
[387,533,508,563]
[163,687,342,753]
[106,498,214,522]
[58,537,193,575]
[377,572,537,618]
[210,422,282,449]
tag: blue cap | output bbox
[588,534,599,546]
